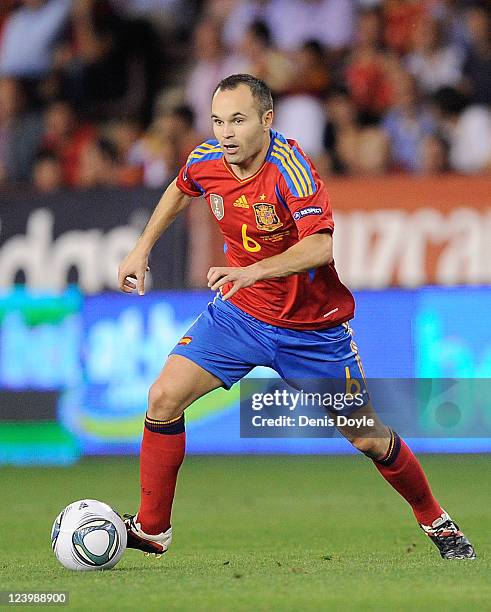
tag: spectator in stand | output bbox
[420,133,448,174]
[111,0,183,18]
[462,5,491,106]
[406,18,464,95]
[127,124,175,188]
[222,0,270,49]
[267,0,354,52]
[52,0,126,112]
[53,0,160,123]
[0,2,19,37]
[0,77,43,184]
[222,0,354,52]
[170,105,203,166]
[428,0,469,52]
[41,99,97,187]
[185,19,246,137]
[322,89,356,174]
[273,38,331,157]
[382,71,437,172]
[433,87,491,174]
[237,20,293,96]
[274,94,326,158]
[103,117,144,187]
[32,149,64,192]
[1,1,490,189]
[128,105,202,188]
[287,40,329,98]
[0,0,71,80]
[320,88,389,176]
[344,7,393,124]
[77,137,127,188]
[383,0,425,55]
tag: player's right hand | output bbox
[118,249,150,295]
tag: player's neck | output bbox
[229,136,270,180]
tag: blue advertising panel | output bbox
[60,292,216,455]
[0,288,81,465]
[414,288,491,378]
[349,289,416,378]
[1,287,490,462]
[62,288,491,456]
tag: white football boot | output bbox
[124,514,172,557]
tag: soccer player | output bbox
[118,74,475,560]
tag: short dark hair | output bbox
[213,74,273,118]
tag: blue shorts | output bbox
[170,296,365,391]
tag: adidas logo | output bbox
[233,195,249,208]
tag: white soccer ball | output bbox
[51,499,127,571]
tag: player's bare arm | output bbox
[207,231,333,300]
[118,179,192,295]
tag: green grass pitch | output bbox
[0,454,489,611]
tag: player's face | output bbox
[211,85,272,167]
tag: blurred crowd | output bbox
[0,0,490,194]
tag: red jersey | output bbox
[176,129,354,330]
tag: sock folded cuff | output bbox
[375,428,401,466]
[145,413,185,434]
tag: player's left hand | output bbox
[207,266,259,301]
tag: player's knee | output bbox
[147,382,183,421]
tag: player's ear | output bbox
[262,109,273,130]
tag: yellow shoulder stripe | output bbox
[274,139,314,195]
[188,146,222,160]
[274,139,312,189]
[272,145,309,196]
[193,143,221,154]
[271,151,305,197]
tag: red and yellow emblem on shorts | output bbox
[178,336,192,346]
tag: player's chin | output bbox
[224,150,242,162]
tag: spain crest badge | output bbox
[252,202,283,232]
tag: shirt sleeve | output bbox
[176,161,204,197]
[278,162,334,240]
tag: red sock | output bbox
[137,413,186,535]
[373,430,443,525]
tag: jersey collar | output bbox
[221,130,276,184]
